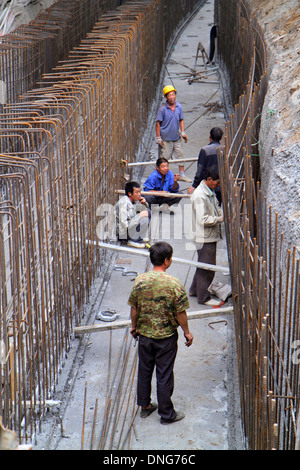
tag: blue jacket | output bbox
[143,169,179,193]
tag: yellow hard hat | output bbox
[163,85,176,96]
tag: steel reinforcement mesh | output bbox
[216,0,300,450]
[0,0,200,441]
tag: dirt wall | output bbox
[1,0,57,34]
[249,0,300,254]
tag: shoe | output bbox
[160,411,185,425]
[188,291,196,297]
[178,175,192,183]
[140,403,158,418]
[204,299,224,307]
[160,203,170,213]
[159,204,174,214]
[127,240,146,249]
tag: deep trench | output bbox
[1,0,299,451]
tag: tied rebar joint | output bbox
[266,106,276,120]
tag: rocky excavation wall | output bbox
[218,0,300,255]
[215,0,300,449]
[252,0,300,256]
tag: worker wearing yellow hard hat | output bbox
[155,85,191,183]
[162,85,177,96]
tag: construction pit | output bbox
[32,3,243,451]
[0,0,299,453]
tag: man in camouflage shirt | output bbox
[128,241,193,424]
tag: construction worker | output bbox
[155,85,191,183]
[128,241,193,424]
[189,165,224,307]
[115,181,151,249]
[143,157,182,213]
[187,127,224,205]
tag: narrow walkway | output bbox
[35,0,243,451]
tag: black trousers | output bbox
[143,193,182,208]
[137,332,178,421]
[189,242,217,304]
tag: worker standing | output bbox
[156,85,191,183]
[187,127,224,205]
[189,166,224,307]
[128,241,193,424]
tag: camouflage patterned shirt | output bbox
[128,271,190,339]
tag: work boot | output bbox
[140,403,158,418]
[178,174,192,183]
[159,204,174,214]
[127,240,146,249]
[160,411,185,425]
[204,299,224,307]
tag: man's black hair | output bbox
[149,241,173,266]
[156,157,169,167]
[210,127,223,142]
[125,181,140,196]
[204,165,219,181]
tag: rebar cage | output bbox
[0,0,201,442]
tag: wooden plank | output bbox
[73,306,234,335]
[126,157,198,167]
[116,190,190,198]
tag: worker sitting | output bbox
[115,181,151,249]
[143,157,182,213]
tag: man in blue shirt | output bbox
[143,158,182,213]
[156,85,191,183]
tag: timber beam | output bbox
[126,157,198,167]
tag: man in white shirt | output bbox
[115,182,151,248]
[189,165,224,306]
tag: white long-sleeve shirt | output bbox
[190,180,223,244]
[115,195,149,240]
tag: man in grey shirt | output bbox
[115,181,151,249]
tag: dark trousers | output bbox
[143,193,182,208]
[137,332,178,421]
[190,242,217,304]
[118,213,151,243]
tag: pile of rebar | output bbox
[0,0,200,443]
[216,0,300,450]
